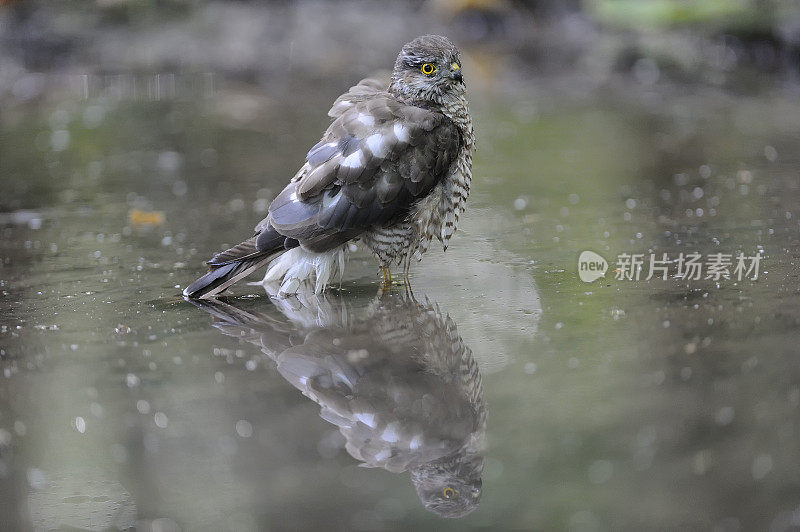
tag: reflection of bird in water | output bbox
[190,287,486,518]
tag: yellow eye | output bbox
[421,63,437,75]
[442,487,455,499]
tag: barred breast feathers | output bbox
[438,93,475,248]
[408,91,475,257]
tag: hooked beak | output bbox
[450,63,463,83]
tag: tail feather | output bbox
[207,237,260,266]
[183,254,277,299]
[184,224,294,299]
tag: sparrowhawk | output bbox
[191,287,486,518]
[184,35,475,299]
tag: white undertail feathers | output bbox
[251,246,347,296]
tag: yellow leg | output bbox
[381,265,392,286]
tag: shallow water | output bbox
[2,75,800,530]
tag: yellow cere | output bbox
[451,62,460,71]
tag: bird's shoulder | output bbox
[327,77,448,127]
[328,77,388,118]
[292,86,459,200]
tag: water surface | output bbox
[2,75,800,530]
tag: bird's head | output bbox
[409,451,484,518]
[389,35,465,105]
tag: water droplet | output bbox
[236,420,253,438]
[136,400,150,414]
[154,412,168,428]
[715,407,735,426]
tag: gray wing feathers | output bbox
[268,92,461,253]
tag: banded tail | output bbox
[183,225,296,299]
